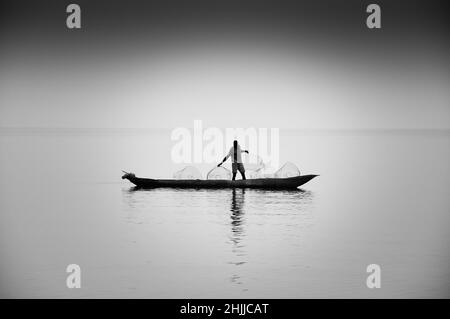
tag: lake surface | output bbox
[0,129,449,298]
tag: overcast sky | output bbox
[1,0,449,130]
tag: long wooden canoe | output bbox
[122,173,318,190]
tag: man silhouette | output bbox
[217,140,249,180]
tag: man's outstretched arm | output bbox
[217,154,230,167]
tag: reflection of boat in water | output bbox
[120,184,315,292]
[122,173,318,190]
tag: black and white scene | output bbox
[0,0,449,299]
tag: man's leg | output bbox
[239,164,246,180]
[232,173,237,181]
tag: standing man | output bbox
[218,140,249,180]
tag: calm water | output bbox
[0,130,449,298]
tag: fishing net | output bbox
[207,166,232,180]
[245,169,262,179]
[173,166,202,180]
[240,154,265,179]
[244,154,264,170]
[274,162,301,178]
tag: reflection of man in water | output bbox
[231,188,245,216]
[230,188,245,250]
[229,188,246,286]
[217,140,249,180]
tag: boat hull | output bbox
[123,175,318,190]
